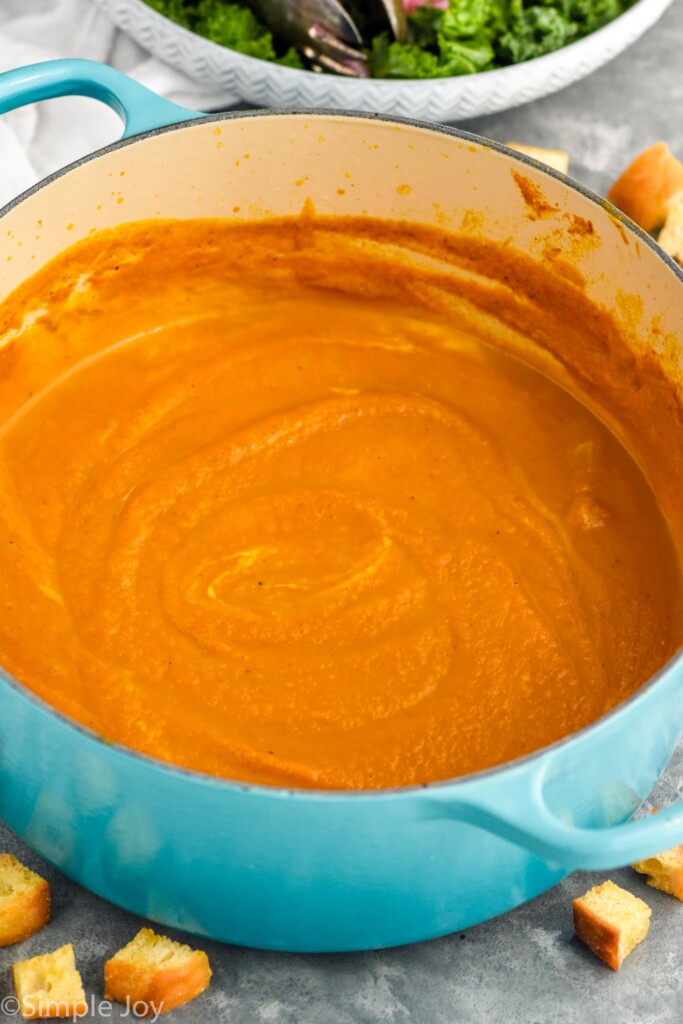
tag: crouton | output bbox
[104,928,211,1017]
[632,837,683,900]
[12,943,87,1020]
[607,142,683,232]
[573,880,651,970]
[0,854,50,947]
[505,143,569,174]
[658,191,683,266]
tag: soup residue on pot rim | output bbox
[0,216,681,789]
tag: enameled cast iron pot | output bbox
[1,59,683,953]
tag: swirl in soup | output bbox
[0,217,680,788]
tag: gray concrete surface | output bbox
[2,2,683,1020]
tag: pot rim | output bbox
[1,106,682,801]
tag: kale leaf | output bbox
[498,3,578,63]
[195,1,277,59]
[142,0,302,67]
[440,0,492,39]
[370,34,444,78]
[569,0,626,32]
[408,4,445,49]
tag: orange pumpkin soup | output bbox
[0,217,681,789]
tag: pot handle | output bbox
[429,768,683,870]
[0,59,199,139]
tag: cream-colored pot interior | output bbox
[1,113,680,332]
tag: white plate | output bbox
[95,0,674,122]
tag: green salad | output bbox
[142,0,631,78]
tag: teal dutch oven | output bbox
[1,59,683,953]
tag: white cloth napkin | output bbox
[0,0,238,208]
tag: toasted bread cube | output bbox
[0,854,51,947]
[104,928,211,1017]
[658,191,683,266]
[573,880,651,970]
[12,944,87,1020]
[505,142,569,175]
[607,142,683,232]
[632,838,683,900]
